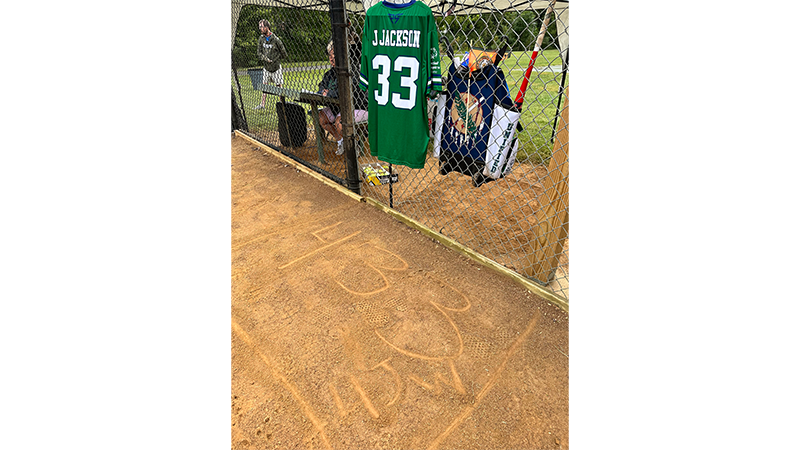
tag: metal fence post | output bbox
[329,0,360,195]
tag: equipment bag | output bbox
[232,89,247,132]
[435,63,515,179]
[483,104,521,179]
[276,101,308,147]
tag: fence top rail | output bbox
[231,0,569,15]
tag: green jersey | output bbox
[359,0,443,169]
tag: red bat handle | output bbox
[513,0,556,108]
[514,50,539,107]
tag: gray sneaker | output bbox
[254,104,265,110]
[335,140,344,155]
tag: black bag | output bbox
[231,89,247,132]
[276,101,308,147]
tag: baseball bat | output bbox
[494,37,508,65]
[439,0,456,61]
[513,0,557,108]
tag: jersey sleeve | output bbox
[426,14,443,97]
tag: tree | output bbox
[233,5,332,68]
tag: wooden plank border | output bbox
[233,131,569,313]
[363,198,569,313]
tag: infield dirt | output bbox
[231,134,569,449]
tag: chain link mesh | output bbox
[232,0,569,301]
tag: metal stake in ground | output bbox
[389,163,394,209]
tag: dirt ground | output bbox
[249,128,569,299]
[231,134,569,449]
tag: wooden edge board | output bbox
[234,131,363,202]
[363,198,569,313]
[364,198,569,313]
[233,131,569,313]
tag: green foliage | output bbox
[436,9,561,55]
[232,66,328,131]
[233,5,332,68]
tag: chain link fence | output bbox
[232,0,569,302]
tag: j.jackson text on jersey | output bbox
[370,29,422,48]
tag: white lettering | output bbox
[371,29,423,49]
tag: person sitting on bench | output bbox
[317,40,368,155]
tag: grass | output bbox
[233,63,328,131]
[233,48,568,165]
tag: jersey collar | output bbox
[383,0,416,8]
